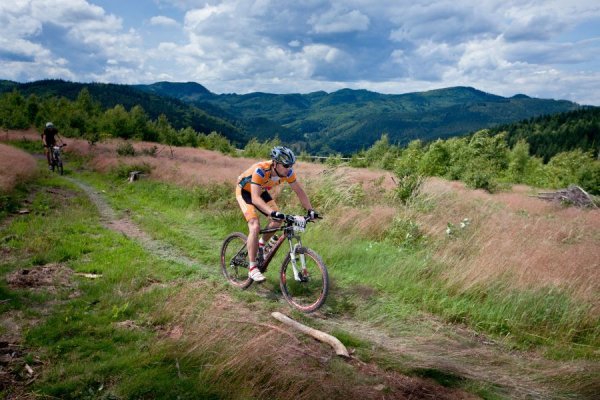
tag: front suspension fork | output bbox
[289,241,308,282]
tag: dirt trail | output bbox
[65,177,598,399]
[66,177,199,269]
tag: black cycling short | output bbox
[241,189,273,211]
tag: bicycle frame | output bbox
[51,146,62,163]
[257,219,306,277]
[221,213,328,312]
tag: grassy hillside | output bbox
[1,132,599,398]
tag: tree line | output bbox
[343,131,599,195]
[488,107,599,162]
[1,88,598,195]
[0,88,237,154]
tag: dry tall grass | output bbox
[0,142,37,192]
[155,283,476,400]
[418,178,600,305]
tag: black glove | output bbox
[270,211,285,221]
[308,209,320,219]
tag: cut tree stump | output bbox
[271,312,349,357]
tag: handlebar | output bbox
[283,212,322,224]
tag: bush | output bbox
[116,142,135,156]
[199,132,236,155]
[243,137,280,158]
[110,162,152,179]
[463,161,499,192]
[385,217,424,247]
[325,154,344,167]
[393,174,424,204]
[140,145,158,157]
[193,183,234,208]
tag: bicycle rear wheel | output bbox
[220,232,253,289]
[280,247,328,313]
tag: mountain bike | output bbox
[50,144,67,175]
[221,213,329,313]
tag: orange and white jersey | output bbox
[237,160,297,192]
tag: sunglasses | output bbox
[280,162,293,169]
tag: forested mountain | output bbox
[0,79,247,144]
[489,107,599,161]
[138,82,583,154]
[1,79,589,155]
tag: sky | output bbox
[1,0,599,105]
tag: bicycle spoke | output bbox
[280,247,328,313]
[221,233,252,289]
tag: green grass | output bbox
[0,174,228,398]
[2,157,596,398]
[74,171,599,361]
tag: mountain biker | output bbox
[236,146,319,282]
[41,122,63,169]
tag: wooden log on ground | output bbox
[534,185,597,208]
[271,312,349,357]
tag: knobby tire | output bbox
[220,232,253,289]
[280,247,329,313]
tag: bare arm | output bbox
[250,184,274,215]
[289,181,313,211]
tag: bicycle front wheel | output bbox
[280,247,328,313]
[220,232,253,289]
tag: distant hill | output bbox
[138,82,584,154]
[0,79,248,145]
[2,79,588,154]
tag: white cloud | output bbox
[0,0,144,83]
[309,7,370,34]
[149,15,179,27]
[184,3,234,32]
[0,0,599,104]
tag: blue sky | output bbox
[1,0,599,105]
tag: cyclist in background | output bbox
[236,146,319,282]
[41,122,63,169]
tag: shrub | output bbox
[110,162,152,179]
[393,174,424,204]
[117,141,135,157]
[462,160,499,192]
[243,137,281,158]
[140,145,158,157]
[325,154,344,167]
[193,182,234,208]
[385,217,424,247]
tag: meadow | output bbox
[1,130,598,399]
